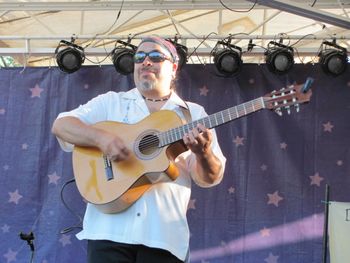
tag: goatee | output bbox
[140,81,155,91]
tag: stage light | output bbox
[166,37,188,70]
[318,40,348,77]
[111,40,137,75]
[212,40,242,77]
[265,41,294,74]
[55,39,85,74]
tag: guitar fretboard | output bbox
[158,97,266,147]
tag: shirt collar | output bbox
[122,88,188,109]
[122,88,143,101]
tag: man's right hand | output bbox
[96,131,130,162]
[52,116,130,162]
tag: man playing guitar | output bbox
[52,35,226,263]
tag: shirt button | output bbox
[137,212,141,217]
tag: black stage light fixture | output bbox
[212,40,243,77]
[167,37,188,70]
[55,39,85,74]
[265,41,294,74]
[111,40,137,75]
[318,40,348,77]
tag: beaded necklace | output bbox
[142,95,170,102]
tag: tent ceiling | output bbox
[0,0,349,66]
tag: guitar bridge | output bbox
[103,155,114,181]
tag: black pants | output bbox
[87,240,184,263]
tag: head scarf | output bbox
[138,36,179,64]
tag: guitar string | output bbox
[137,100,265,149]
[138,101,263,149]
[137,92,298,149]
[137,100,264,150]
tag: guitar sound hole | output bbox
[138,134,160,155]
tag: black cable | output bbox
[84,0,125,49]
[244,43,268,52]
[84,48,115,64]
[293,47,304,64]
[290,34,316,47]
[79,0,125,65]
[60,178,83,234]
[187,32,218,63]
[84,36,126,65]
[273,33,291,46]
[310,0,317,7]
[218,0,257,13]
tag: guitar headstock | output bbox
[263,78,313,115]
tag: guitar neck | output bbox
[159,96,266,147]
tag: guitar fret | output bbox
[260,97,266,108]
[206,117,211,128]
[192,120,196,129]
[174,130,178,141]
[159,133,163,146]
[235,106,239,118]
[173,129,178,141]
[238,105,243,116]
[227,109,232,119]
[163,131,167,145]
[185,124,190,134]
[162,133,167,145]
[188,122,192,130]
[159,95,279,147]
[179,127,183,139]
[243,103,247,115]
[170,130,174,143]
[166,131,171,145]
[203,117,207,128]
[211,116,214,127]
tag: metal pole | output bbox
[322,184,330,263]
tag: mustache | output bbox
[139,68,158,74]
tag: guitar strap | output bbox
[179,100,192,124]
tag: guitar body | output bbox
[72,110,187,214]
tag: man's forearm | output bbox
[195,149,223,185]
[51,116,102,147]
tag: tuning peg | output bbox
[279,88,291,114]
[292,95,299,112]
[272,91,283,116]
[275,108,283,116]
[295,103,300,112]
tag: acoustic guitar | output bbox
[73,79,313,213]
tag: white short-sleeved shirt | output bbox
[56,88,226,261]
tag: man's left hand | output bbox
[182,123,212,156]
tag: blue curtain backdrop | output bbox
[0,64,349,263]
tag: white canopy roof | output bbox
[0,0,349,66]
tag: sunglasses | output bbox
[134,50,173,64]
